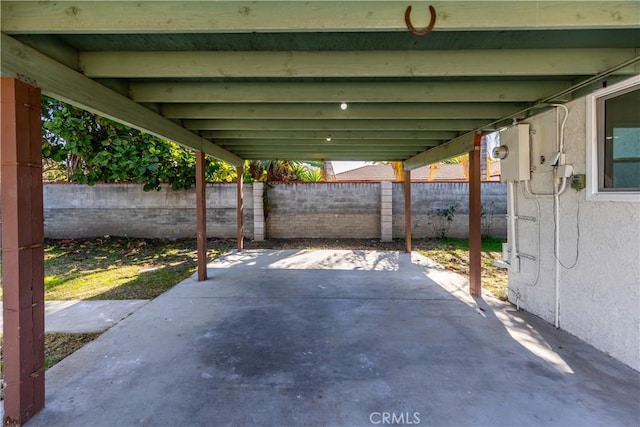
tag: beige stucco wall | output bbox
[508,97,640,371]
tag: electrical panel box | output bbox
[529,114,558,173]
[497,124,531,182]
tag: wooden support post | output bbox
[404,170,412,253]
[196,151,207,281]
[236,166,244,251]
[1,78,45,425]
[469,131,483,296]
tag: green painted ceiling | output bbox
[2,1,639,165]
[48,29,640,51]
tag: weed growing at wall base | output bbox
[428,202,460,238]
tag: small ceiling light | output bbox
[340,102,348,110]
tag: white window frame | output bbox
[586,75,640,202]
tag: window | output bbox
[587,75,640,202]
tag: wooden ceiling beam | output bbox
[404,131,479,170]
[241,153,407,161]
[0,34,244,165]
[163,103,525,120]
[185,119,492,131]
[130,81,571,103]
[232,149,424,155]
[217,139,439,148]
[203,130,457,140]
[79,49,639,78]
[3,1,638,33]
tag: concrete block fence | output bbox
[36,182,506,240]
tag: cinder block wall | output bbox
[266,182,381,238]
[392,182,507,238]
[43,183,254,239]
[36,182,506,240]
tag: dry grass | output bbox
[40,237,230,300]
[414,238,508,300]
[0,332,101,380]
[43,332,102,369]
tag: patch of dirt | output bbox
[43,332,102,369]
[0,332,102,396]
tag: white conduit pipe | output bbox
[552,104,569,329]
[523,177,567,329]
[554,190,561,328]
[523,103,570,329]
[508,181,519,269]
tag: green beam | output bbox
[79,49,639,78]
[202,130,457,140]
[217,140,438,148]
[233,149,422,156]
[221,146,438,153]
[12,34,79,69]
[236,150,421,158]
[404,131,479,170]
[3,1,639,33]
[243,154,405,161]
[185,119,491,131]
[130,81,571,103]
[0,34,244,166]
[163,103,525,120]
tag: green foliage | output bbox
[292,164,323,182]
[441,155,464,164]
[481,201,496,238]
[41,97,323,190]
[436,202,459,223]
[429,202,459,238]
[244,160,323,182]
[41,96,236,190]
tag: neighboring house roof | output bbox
[335,162,501,182]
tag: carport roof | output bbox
[2,1,639,168]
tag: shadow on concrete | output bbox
[28,250,639,427]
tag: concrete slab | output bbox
[27,250,640,427]
[0,300,148,333]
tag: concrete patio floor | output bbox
[28,250,639,427]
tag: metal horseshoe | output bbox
[405,5,437,36]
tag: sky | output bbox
[330,132,502,175]
[331,161,369,174]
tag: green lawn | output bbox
[0,237,231,301]
[43,238,231,300]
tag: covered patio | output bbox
[27,250,640,426]
[1,1,639,424]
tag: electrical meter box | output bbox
[497,123,530,182]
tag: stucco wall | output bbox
[508,97,640,371]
